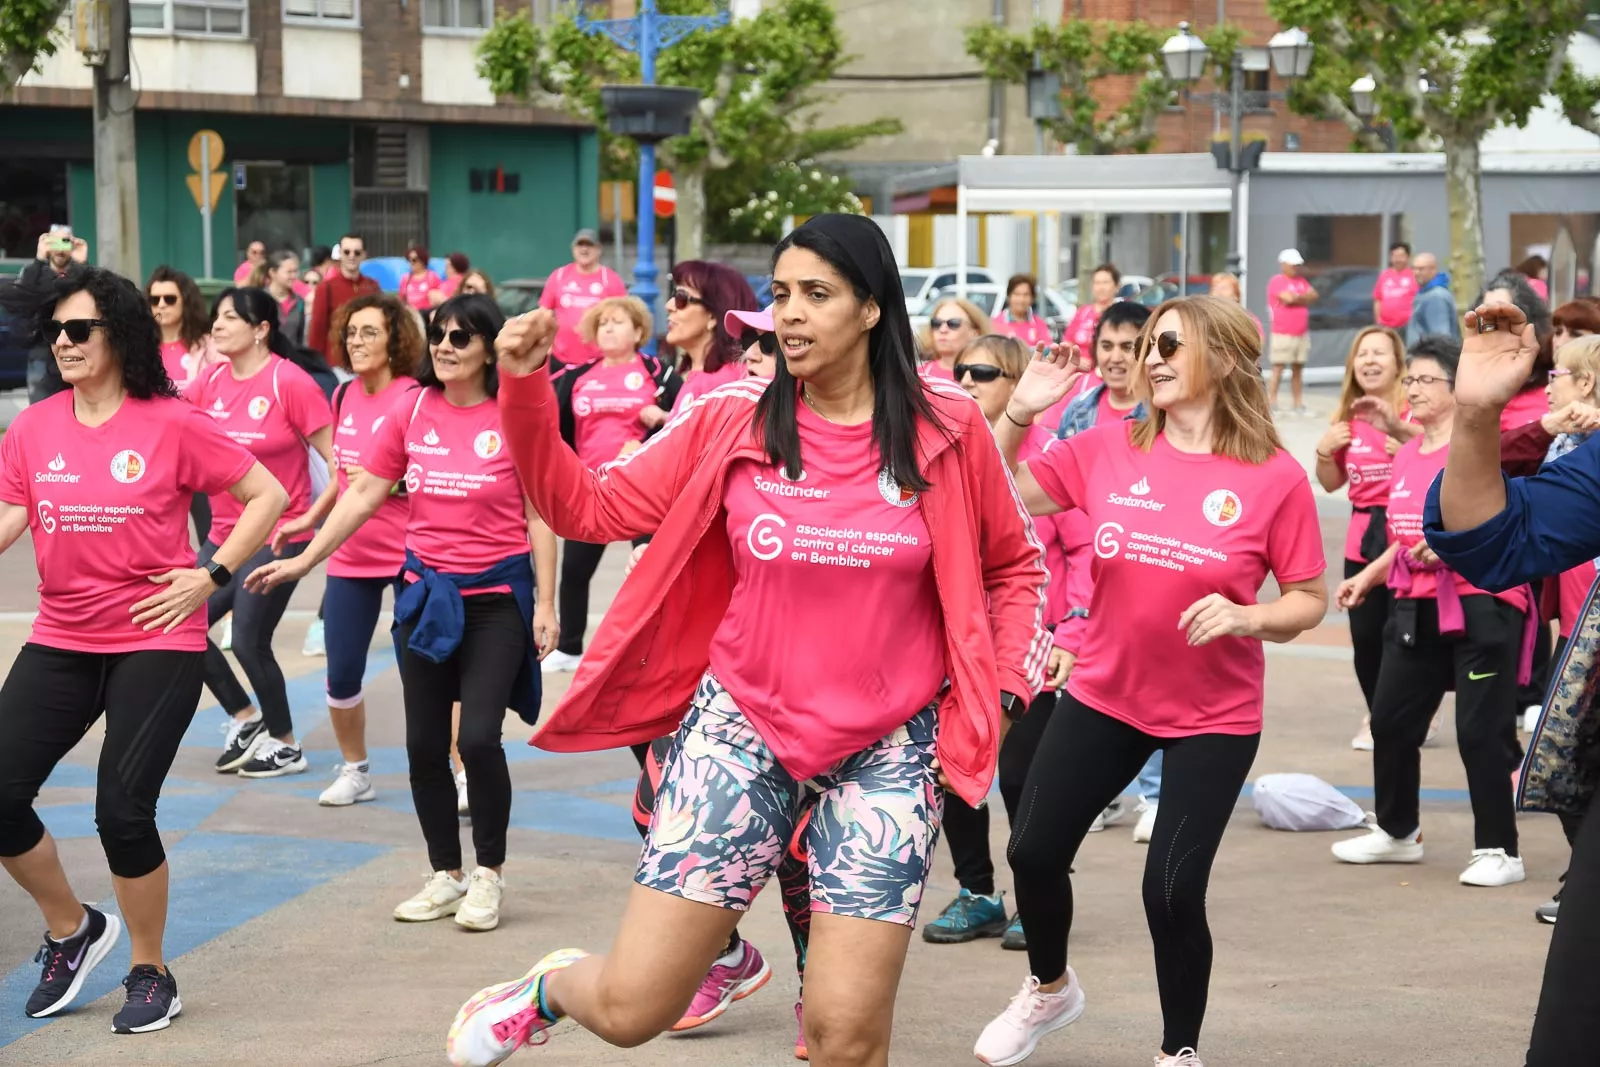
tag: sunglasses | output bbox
[48,318,107,345]
[427,326,478,349]
[671,288,706,311]
[148,293,179,308]
[930,317,966,331]
[1145,330,1185,361]
[741,330,778,357]
[953,363,1006,384]
[340,248,365,259]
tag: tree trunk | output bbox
[1076,212,1105,296]
[674,165,707,265]
[1443,136,1484,310]
[0,0,69,95]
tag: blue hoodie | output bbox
[1406,270,1459,346]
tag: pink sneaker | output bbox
[794,1001,808,1060]
[669,940,771,1032]
[972,969,1086,1066]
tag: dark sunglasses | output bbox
[741,331,778,357]
[1145,330,1185,360]
[427,326,478,349]
[671,288,707,310]
[148,293,179,308]
[930,317,966,331]
[953,363,1006,384]
[48,318,107,345]
[340,247,365,259]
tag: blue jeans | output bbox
[323,575,399,705]
[1128,750,1163,802]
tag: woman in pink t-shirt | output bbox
[0,267,284,1032]
[1062,263,1121,351]
[1312,325,1419,750]
[646,260,756,427]
[447,214,1048,1067]
[187,288,334,780]
[146,266,218,391]
[978,295,1327,1067]
[915,295,990,380]
[430,252,470,308]
[993,274,1053,349]
[1333,335,1531,888]
[250,293,558,934]
[400,244,444,312]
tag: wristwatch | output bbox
[1001,692,1026,721]
[205,558,233,588]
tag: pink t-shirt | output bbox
[918,361,956,382]
[1373,268,1418,329]
[708,401,945,780]
[233,261,255,284]
[439,274,462,300]
[1267,274,1313,337]
[1335,416,1395,562]
[671,360,746,417]
[1386,439,1506,604]
[328,376,414,579]
[1027,421,1324,736]
[540,263,629,365]
[571,356,658,469]
[187,357,330,545]
[160,340,193,388]
[1065,304,1102,349]
[1020,425,1072,629]
[400,269,443,310]
[362,386,529,576]
[1500,387,1548,431]
[995,312,1051,348]
[0,393,255,653]
[1558,560,1599,639]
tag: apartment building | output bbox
[2,0,602,282]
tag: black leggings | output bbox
[1007,693,1259,1055]
[0,646,202,878]
[201,540,305,738]
[397,593,525,872]
[557,537,647,656]
[1344,557,1391,712]
[1527,799,1598,1064]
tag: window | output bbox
[423,0,491,31]
[130,0,248,34]
[284,0,357,23]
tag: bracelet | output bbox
[1003,408,1031,429]
[1315,450,1333,460]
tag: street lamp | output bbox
[1158,21,1314,279]
[1350,74,1376,118]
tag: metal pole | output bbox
[93,0,140,277]
[631,0,660,351]
[1225,53,1243,275]
[612,180,624,272]
[200,134,213,280]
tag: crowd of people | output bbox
[0,216,1592,1067]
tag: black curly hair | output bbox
[1,266,176,399]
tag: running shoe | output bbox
[446,948,589,1067]
[1351,716,1374,751]
[215,714,266,773]
[318,762,375,806]
[1155,1048,1203,1067]
[794,1001,807,1060]
[1459,848,1525,887]
[1331,822,1423,864]
[112,964,181,1034]
[1536,882,1562,924]
[540,650,581,674]
[24,905,122,1018]
[1132,800,1158,844]
[457,770,470,816]
[456,867,505,931]
[1088,797,1127,833]
[238,739,308,778]
[670,939,771,1032]
[1000,915,1027,951]
[1523,705,1542,734]
[301,618,326,657]
[395,870,469,922]
[1292,406,1312,418]
[973,970,1086,1066]
[921,889,1008,943]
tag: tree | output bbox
[477,0,900,262]
[1,0,68,95]
[1270,0,1600,304]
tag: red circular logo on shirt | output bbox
[878,469,918,508]
[473,430,503,459]
[1202,489,1242,527]
[109,449,146,484]
[624,371,645,391]
[247,396,271,420]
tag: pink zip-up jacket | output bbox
[498,366,1050,806]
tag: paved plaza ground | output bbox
[0,387,1563,1066]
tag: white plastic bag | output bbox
[1251,773,1366,831]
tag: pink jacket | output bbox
[499,367,1050,806]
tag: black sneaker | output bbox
[112,964,181,1034]
[216,715,266,772]
[237,738,308,778]
[1536,879,1563,924]
[24,905,122,1018]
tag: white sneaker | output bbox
[1332,822,1424,864]
[446,949,589,1067]
[1459,848,1526,887]
[302,619,326,657]
[973,970,1086,1066]
[456,867,504,931]
[1523,705,1542,734]
[457,770,470,816]
[1088,797,1127,833]
[318,763,375,806]
[394,870,468,922]
[218,614,232,651]
[1156,1049,1204,1067]
[539,650,581,674]
[1132,800,1157,844]
[1351,715,1374,751]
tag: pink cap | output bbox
[724,306,774,335]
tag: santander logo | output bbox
[423,428,440,445]
[36,453,80,484]
[48,453,65,471]
[411,426,450,457]
[1129,477,1151,496]
[1107,480,1165,511]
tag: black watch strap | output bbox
[205,558,233,588]
[1001,692,1026,720]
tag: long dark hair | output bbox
[2,266,177,399]
[669,260,757,374]
[419,294,506,398]
[146,265,209,350]
[758,216,941,492]
[214,286,294,359]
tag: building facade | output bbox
[2,0,601,283]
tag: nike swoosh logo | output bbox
[65,942,87,972]
[1467,671,1498,681]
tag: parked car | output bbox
[900,266,998,315]
[1307,266,1380,331]
[0,277,30,392]
[1135,274,1215,307]
[909,282,1074,341]
[495,277,547,319]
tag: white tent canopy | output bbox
[957,153,1233,214]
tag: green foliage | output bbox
[722,160,864,241]
[0,0,66,92]
[964,19,1240,155]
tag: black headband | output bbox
[795,213,888,300]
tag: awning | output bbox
[957,153,1233,214]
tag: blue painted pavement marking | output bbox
[0,832,384,1049]
[177,647,396,750]
[28,790,234,842]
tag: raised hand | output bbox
[1316,421,1352,457]
[1007,343,1092,420]
[1350,395,1401,435]
[494,309,558,378]
[1456,303,1540,412]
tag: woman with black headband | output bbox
[443,213,1049,1067]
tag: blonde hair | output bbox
[1332,326,1406,423]
[1130,295,1282,464]
[917,297,994,358]
[1558,334,1600,397]
[959,333,1029,380]
[1210,272,1241,300]
[578,296,653,346]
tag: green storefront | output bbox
[0,106,599,285]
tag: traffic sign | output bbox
[186,172,227,214]
[187,129,226,173]
[653,170,676,218]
